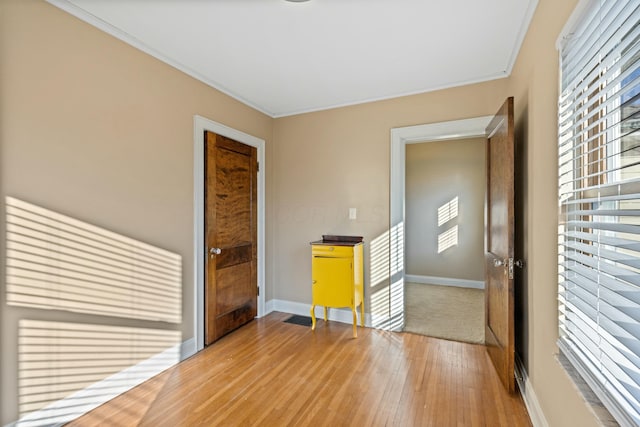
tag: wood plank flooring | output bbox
[69,312,531,426]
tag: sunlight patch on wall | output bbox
[370,222,405,289]
[388,277,404,330]
[437,225,458,254]
[5,197,182,323]
[437,196,459,226]
[371,286,390,324]
[16,320,181,426]
[369,223,404,330]
[370,228,390,288]
[390,222,404,280]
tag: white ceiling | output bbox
[48,0,538,118]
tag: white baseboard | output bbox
[267,299,372,327]
[515,355,549,427]
[265,298,276,315]
[12,338,194,427]
[405,274,485,289]
[180,337,197,361]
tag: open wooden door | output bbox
[485,97,515,393]
[205,131,258,345]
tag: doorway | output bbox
[390,99,516,393]
[204,131,257,345]
[403,137,486,344]
[193,116,265,352]
[389,115,493,334]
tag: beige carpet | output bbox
[404,282,485,344]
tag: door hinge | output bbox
[257,286,260,296]
[257,162,260,172]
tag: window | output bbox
[558,1,640,426]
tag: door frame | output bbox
[193,115,265,352]
[389,115,492,330]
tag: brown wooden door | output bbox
[205,131,257,345]
[485,97,515,393]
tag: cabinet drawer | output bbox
[311,245,353,258]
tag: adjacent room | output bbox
[404,138,486,344]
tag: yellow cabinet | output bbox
[310,236,364,337]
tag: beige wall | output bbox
[405,138,485,281]
[272,80,507,307]
[273,0,601,424]
[0,0,607,425]
[0,0,272,422]
[507,0,601,425]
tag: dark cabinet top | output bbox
[310,235,364,246]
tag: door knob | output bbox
[209,247,222,255]
[493,258,505,267]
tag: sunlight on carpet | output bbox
[403,282,485,344]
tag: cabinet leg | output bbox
[360,302,365,328]
[352,309,357,338]
[310,305,316,331]
[323,307,328,322]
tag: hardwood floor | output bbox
[69,312,531,426]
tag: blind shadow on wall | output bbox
[369,222,404,330]
[5,197,182,425]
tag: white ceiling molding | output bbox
[46,0,272,116]
[46,0,539,118]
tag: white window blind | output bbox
[558,1,640,426]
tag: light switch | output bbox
[349,208,357,220]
